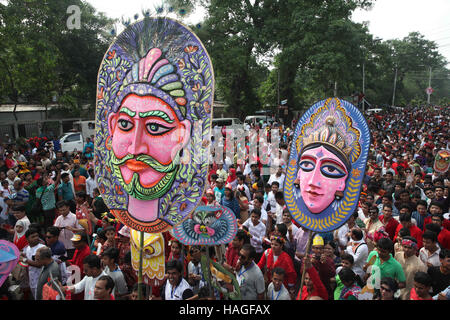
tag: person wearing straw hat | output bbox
[66,232,92,295]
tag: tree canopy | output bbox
[169,0,449,116]
[1,0,448,120]
[0,0,114,117]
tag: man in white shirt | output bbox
[237,175,251,201]
[381,159,396,176]
[282,210,298,243]
[160,260,194,300]
[53,200,84,256]
[267,166,286,190]
[419,230,441,268]
[334,212,358,253]
[6,169,20,188]
[86,168,98,200]
[265,182,279,212]
[248,196,267,225]
[21,228,46,299]
[273,191,285,225]
[345,228,368,281]
[65,254,106,300]
[242,208,266,259]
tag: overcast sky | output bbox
[352,0,450,66]
[86,0,450,67]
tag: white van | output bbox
[73,120,96,140]
[59,132,84,154]
[211,118,244,131]
[244,115,273,126]
[365,108,382,115]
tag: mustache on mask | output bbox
[110,153,179,173]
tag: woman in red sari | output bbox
[257,236,297,290]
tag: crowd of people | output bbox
[0,104,449,301]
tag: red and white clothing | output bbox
[257,248,296,288]
[379,215,399,241]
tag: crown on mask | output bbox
[297,98,362,166]
[116,48,187,118]
[302,116,353,159]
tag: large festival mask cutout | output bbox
[284,98,370,232]
[95,18,214,233]
[434,150,450,174]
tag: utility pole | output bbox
[427,66,432,104]
[277,68,280,106]
[334,81,337,97]
[392,65,398,107]
[362,62,365,112]
[277,68,280,122]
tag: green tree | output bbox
[0,0,114,118]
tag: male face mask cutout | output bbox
[108,94,191,222]
[95,18,214,233]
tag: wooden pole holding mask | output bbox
[298,231,314,298]
[138,230,144,300]
[205,245,214,299]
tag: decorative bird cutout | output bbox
[173,205,237,246]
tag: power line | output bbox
[431,36,450,42]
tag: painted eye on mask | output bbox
[146,123,173,136]
[320,162,347,179]
[118,119,134,131]
[299,159,315,172]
